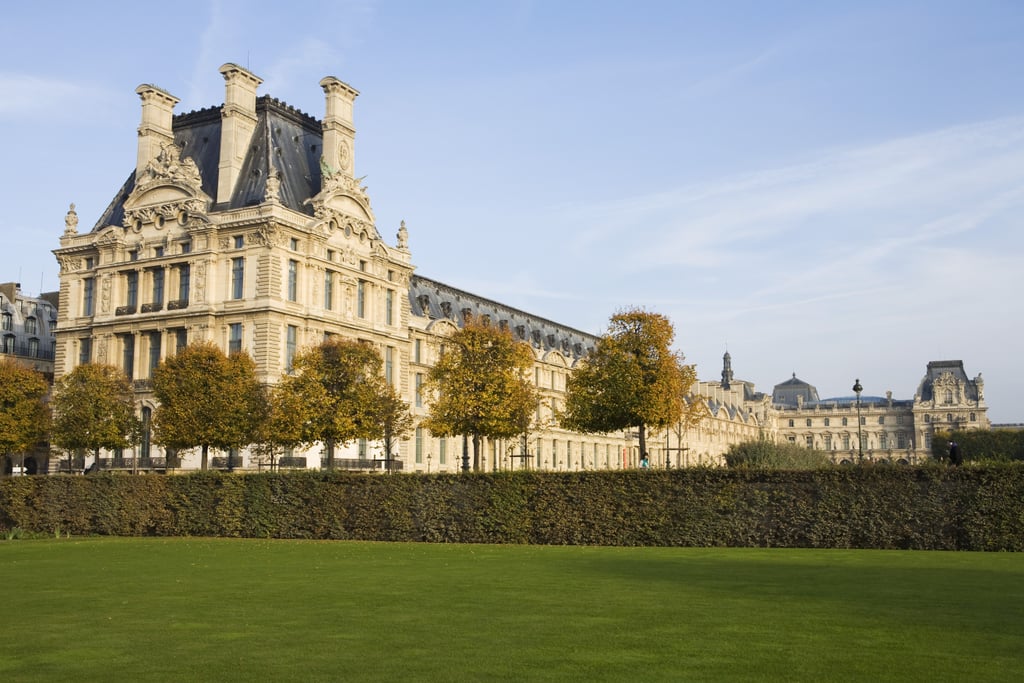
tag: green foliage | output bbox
[724,439,835,469]
[51,364,140,461]
[422,318,538,470]
[0,359,49,460]
[2,466,1022,550]
[932,428,1024,463]
[270,337,404,468]
[560,308,698,457]
[152,342,266,470]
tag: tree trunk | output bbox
[472,433,481,471]
[326,438,335,470]
[638,423,647,468]
[201,444,209,471]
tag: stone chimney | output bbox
[135,84,180,179]
[217,63,263,204]
[318,76,359,182]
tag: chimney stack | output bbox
[217,63,263,204]
[318,77,359,183]
[135,84,180,179]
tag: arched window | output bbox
[944,389,953,404]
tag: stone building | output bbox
[50,65,992,473]
[0,282,58,382]
[52,65,630,473]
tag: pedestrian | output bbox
[640,452,650,468]
[949,441,962,466]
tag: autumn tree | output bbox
[151,341,266,470]
[560,308,699,460]
[273,337,394,469]
[51,363,140,471]
[0,359,49,474]
[421,318,538,471]
[373,384,416,473]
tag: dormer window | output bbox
[943,389,953,404]
[24,317,36,335]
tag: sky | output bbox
[2,1,1022,422]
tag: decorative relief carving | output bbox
[56,255,80,273]
[252,224,281,248]
[95,337,107,363]
[137,142,203,189]
[100,276,111,313]
[195,262,206,302]
[264,172,281,203]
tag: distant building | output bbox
[0,282,58,381]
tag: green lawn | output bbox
[1,539,1021,682]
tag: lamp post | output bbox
[852,378,863,461]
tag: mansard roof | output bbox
[408,274,598,361]
[94,97,324,231]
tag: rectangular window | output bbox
[290,237,298,251]
[178,264,190,302]
[24,317,37,335]
[181,241,191,254]
[229,323,242,355]
[842,435,850,450]
[286,325,297,371]
[805,418,812,427]
[386,289,394,325]
[415,428,423,464]
[175,328,187,353]
[324,270,334,310]
[129,250,138,262]
[385,347,394,386]
[148,331,161,375]
[288,259,298,301]
[880,433,888,449]
[897,415,905,425]
[152,268,165,306]
[824,417,830,427]
[415,373,423,407]
[358,439,368,459]
[805,435,813,448]
[414,339,422,363]
[122,334,135,380]
[83,278,95,316]
[231,257,244,299]
[79,337,91,365]
[234,235,244,249]
[1,313,10,330]
[126,271,138,309]
[824,435,832,450]
[154,246,164,258]
[357,280,366,318]
[439,437,446,465]
[878,416,885,425]
[897,432,907,448]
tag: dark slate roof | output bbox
[409,274,598,361]
[94,96,324,231]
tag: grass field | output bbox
[1,539,1021,682]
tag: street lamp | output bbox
[852,378,863,461]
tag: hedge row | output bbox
[2,466,1022,550]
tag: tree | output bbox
[51,363,140,472]
[151,342,266,470]
[0,359,49,474]
[560,308,698,460]
[273,337,392,469]
[372,384,416,473]
[421,318,538,471]
[723,438,834,469]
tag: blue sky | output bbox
[2,1,1022,422]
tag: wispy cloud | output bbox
[0,73,110,119]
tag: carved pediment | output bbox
[307,163,376,226]
[123,142,211,232]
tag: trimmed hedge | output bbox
[2,466,1022,550]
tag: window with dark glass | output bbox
[83,278,95,316]
[122,334,135,379]
[229,323,242,354]
[324,270,334,310]
[79,337,91,365]
[152,268,164,306]
[148,331,161,375]
[231,257,244,299]
[288,260,298,301]
[126,271,138,309]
